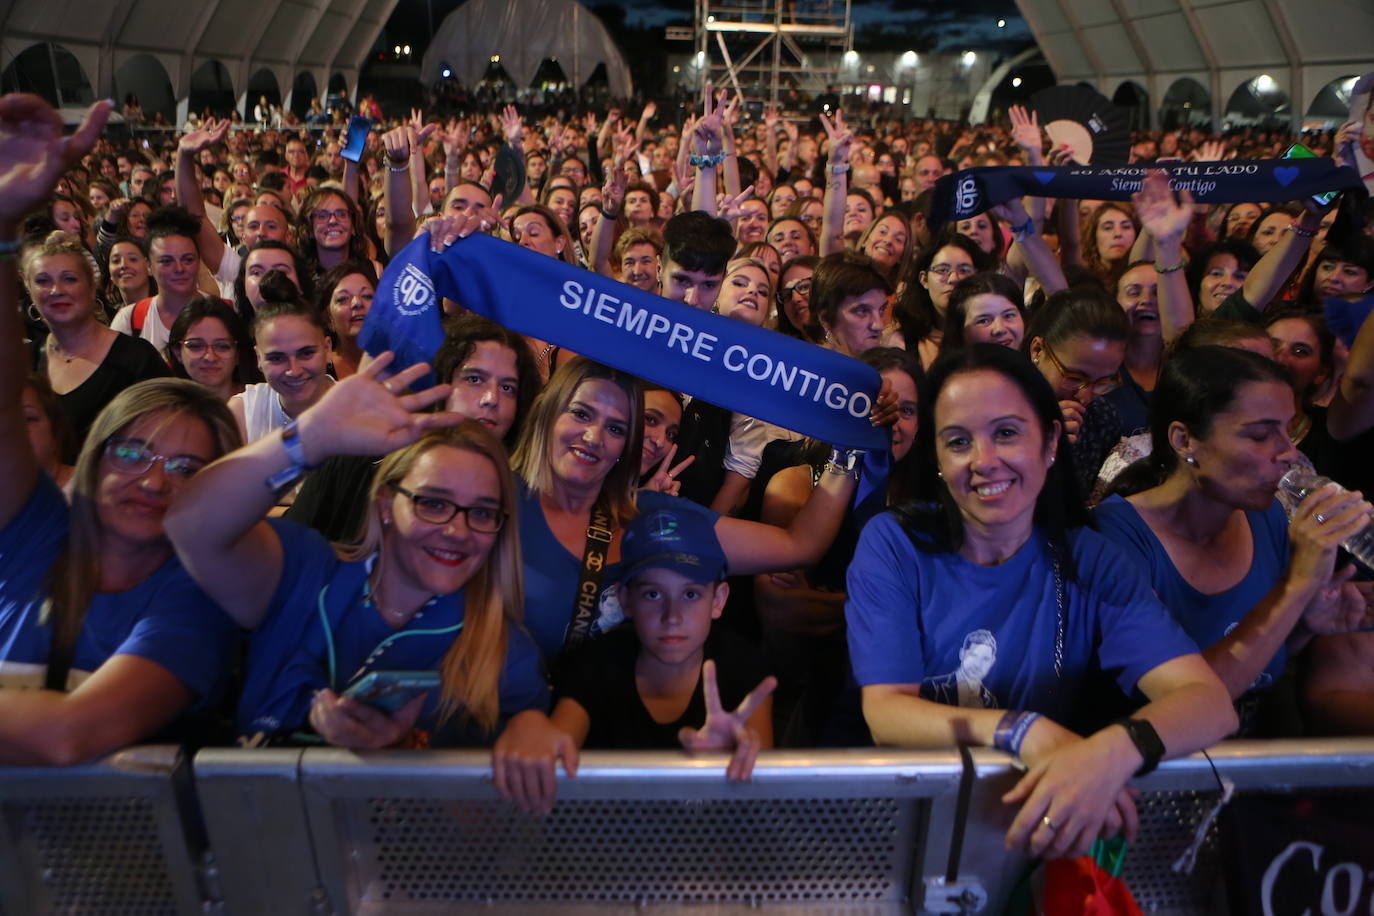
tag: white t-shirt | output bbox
[111,298,172,354]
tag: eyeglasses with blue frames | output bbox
[391,485,506,533]
[103,437,207,481]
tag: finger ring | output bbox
[1316,513,1327,524]
[1040,815,1059,831]
[382,383,395,394]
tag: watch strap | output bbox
[1115,717,1166,777]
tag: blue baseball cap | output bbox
[617,503,727,585]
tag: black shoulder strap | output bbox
[564,502,614,649]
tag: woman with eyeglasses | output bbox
[166,296,261,402]
[166,358,548,748]
[892,233,994,369]
[1024,287,1130,501]
[297,186,382,284]
[1,95,240,764]
[775,255,819,342]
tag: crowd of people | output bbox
[4,83,1374,861]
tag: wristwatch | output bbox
[264,419,315,496]
[1114,717,1166,776]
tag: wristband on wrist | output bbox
[993,710,1041,757]
[600,207,620,220]
[1010,217,1035,238]
[689,150,728,169]
[1154,257,1186,274]
[265,418,315,495]
[1286,223,1317,238]
[824,446,865,480]
[829,163,848,176]
[387,160,410,172]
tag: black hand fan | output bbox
[1031,86,1131,166]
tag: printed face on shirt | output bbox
[179,316,238,391]
[620,568,726,667]
[640,388,682,477]
[379,445,503,601]
[96,410,215,548]
[446,340,521,440]
[549,378,632,491]
[1186,380,1298,511]
[959,639,996,682]
[254,314,331,414]
[150,234,200,298]
[934,369,1059,546]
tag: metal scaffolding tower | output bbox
[692,0,852,104]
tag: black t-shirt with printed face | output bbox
[554,624,770,750]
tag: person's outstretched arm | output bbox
[165,354,461,629]
[1132,170,1196,343]
[175,119,230,273]
[381,125,419,258]
[0,95,109,529]
[818,111,851,256]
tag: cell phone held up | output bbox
[341,670,439,714]
[340,116,373,163]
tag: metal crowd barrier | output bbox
[2,740,1373,915]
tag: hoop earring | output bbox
[1184,456,1198,467]
[26,303,41,323]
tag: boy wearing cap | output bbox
[493,502,776,812]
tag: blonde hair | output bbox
[21,231,102,295]
[511,357,644,528]
[724,256,777,303]
[46,379,241,681]
[337,423,522,731]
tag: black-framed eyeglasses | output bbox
[392,485,506,533]
[926,263,977,280]
[779,279,812,301]
[104,437,207,481]
[1041,341,1122,398]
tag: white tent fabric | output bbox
[420,0,632,96]
[1011,0,1374,128]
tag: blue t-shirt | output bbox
[845,512,1198,727]
[237,518,548,743]
[517,481,719,660]
[1093,494,1291,698]
[0,475,234,714]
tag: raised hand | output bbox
[422,212,490,249]
[716,183,756,224]
[440,119,468,159]
[296,352,463,463]
[1303,565,1374,636]
[1008,105,1043,156]
[1131,169,1193,242]
[1047,144,1075,167]
[641,443,696,497]
[179,118,230,155]
[0,95,111,225]
[678,661,777,782]
[819,110,852,163]
[381,125,411,165]
[695,90,724,155]
[640,100,657,122]
[500,104,524,150]
[1190,140,1227,163]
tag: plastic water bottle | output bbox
[1276,466,1374,572]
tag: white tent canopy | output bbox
[1012,0,1374,129]
[420,0,632,96]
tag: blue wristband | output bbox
[993,710,1041,758]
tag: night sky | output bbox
[384,0,1031,55]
